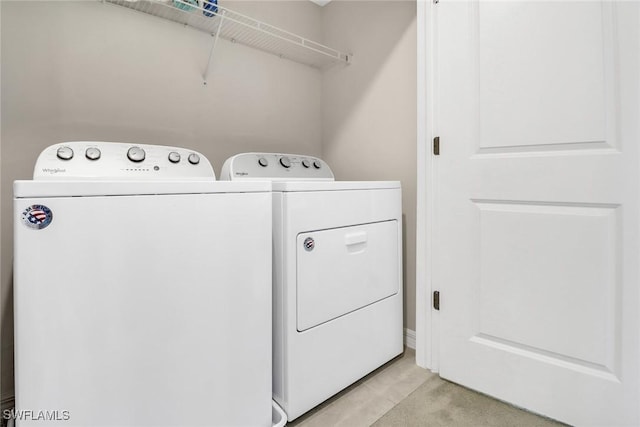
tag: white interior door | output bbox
[435,1,639,425]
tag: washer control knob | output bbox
[313,160,322,169]
[301,159,311,168]
[280,156,291,168]
[168,152,181,163]
[258,157,269,167]
[127,146,146,163]
[56,146,74,161]
[188,153,200,165]
[85,147,101,161]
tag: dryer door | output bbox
[296,220,399,331]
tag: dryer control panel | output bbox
[220,153,334,181]
[33,142,215,180]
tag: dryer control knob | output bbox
[168,152,181,163]
[280,157,291,168]
[301,159,311,168]
[313,160,322,169]
[127,146,146,163]
[85,147,101,161]
[56,146,74,161]
[258,157,269,167]
[188,153,200,165]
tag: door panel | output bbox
[475,201,619,371]
[296,221,399,331]
[436,1,639,425]
[477,1,609,150]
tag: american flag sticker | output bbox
[21,204,53,230]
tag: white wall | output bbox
[0,0,323,403]
[322,0,417,331]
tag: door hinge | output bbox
[433,291,440,310]
[433,136,440,155]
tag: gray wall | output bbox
[323,0,417,331]
[0,0,416,405]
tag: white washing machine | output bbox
[221,153,403,421]
[13,142,272,426]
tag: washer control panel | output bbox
[220,153,334,181]
[34,142,215,180]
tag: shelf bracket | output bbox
[203,10,226,85]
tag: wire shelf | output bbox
[105,0,351,70]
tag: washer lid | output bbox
[13,180,271,198]
[272,180,400,192]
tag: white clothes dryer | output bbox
[221,153,403,421]
[13,142,272,426]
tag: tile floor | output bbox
[288,348,432,427]
[287,348,564,427]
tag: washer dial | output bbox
[56,146,74,161]
[127,146,146,162]
[280,157,291,168]
[85,147,101,161]
[188,153,200,165]
[168,152,181,163]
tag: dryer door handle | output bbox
[345,231,368,246]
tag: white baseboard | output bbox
[404,328,416,349]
